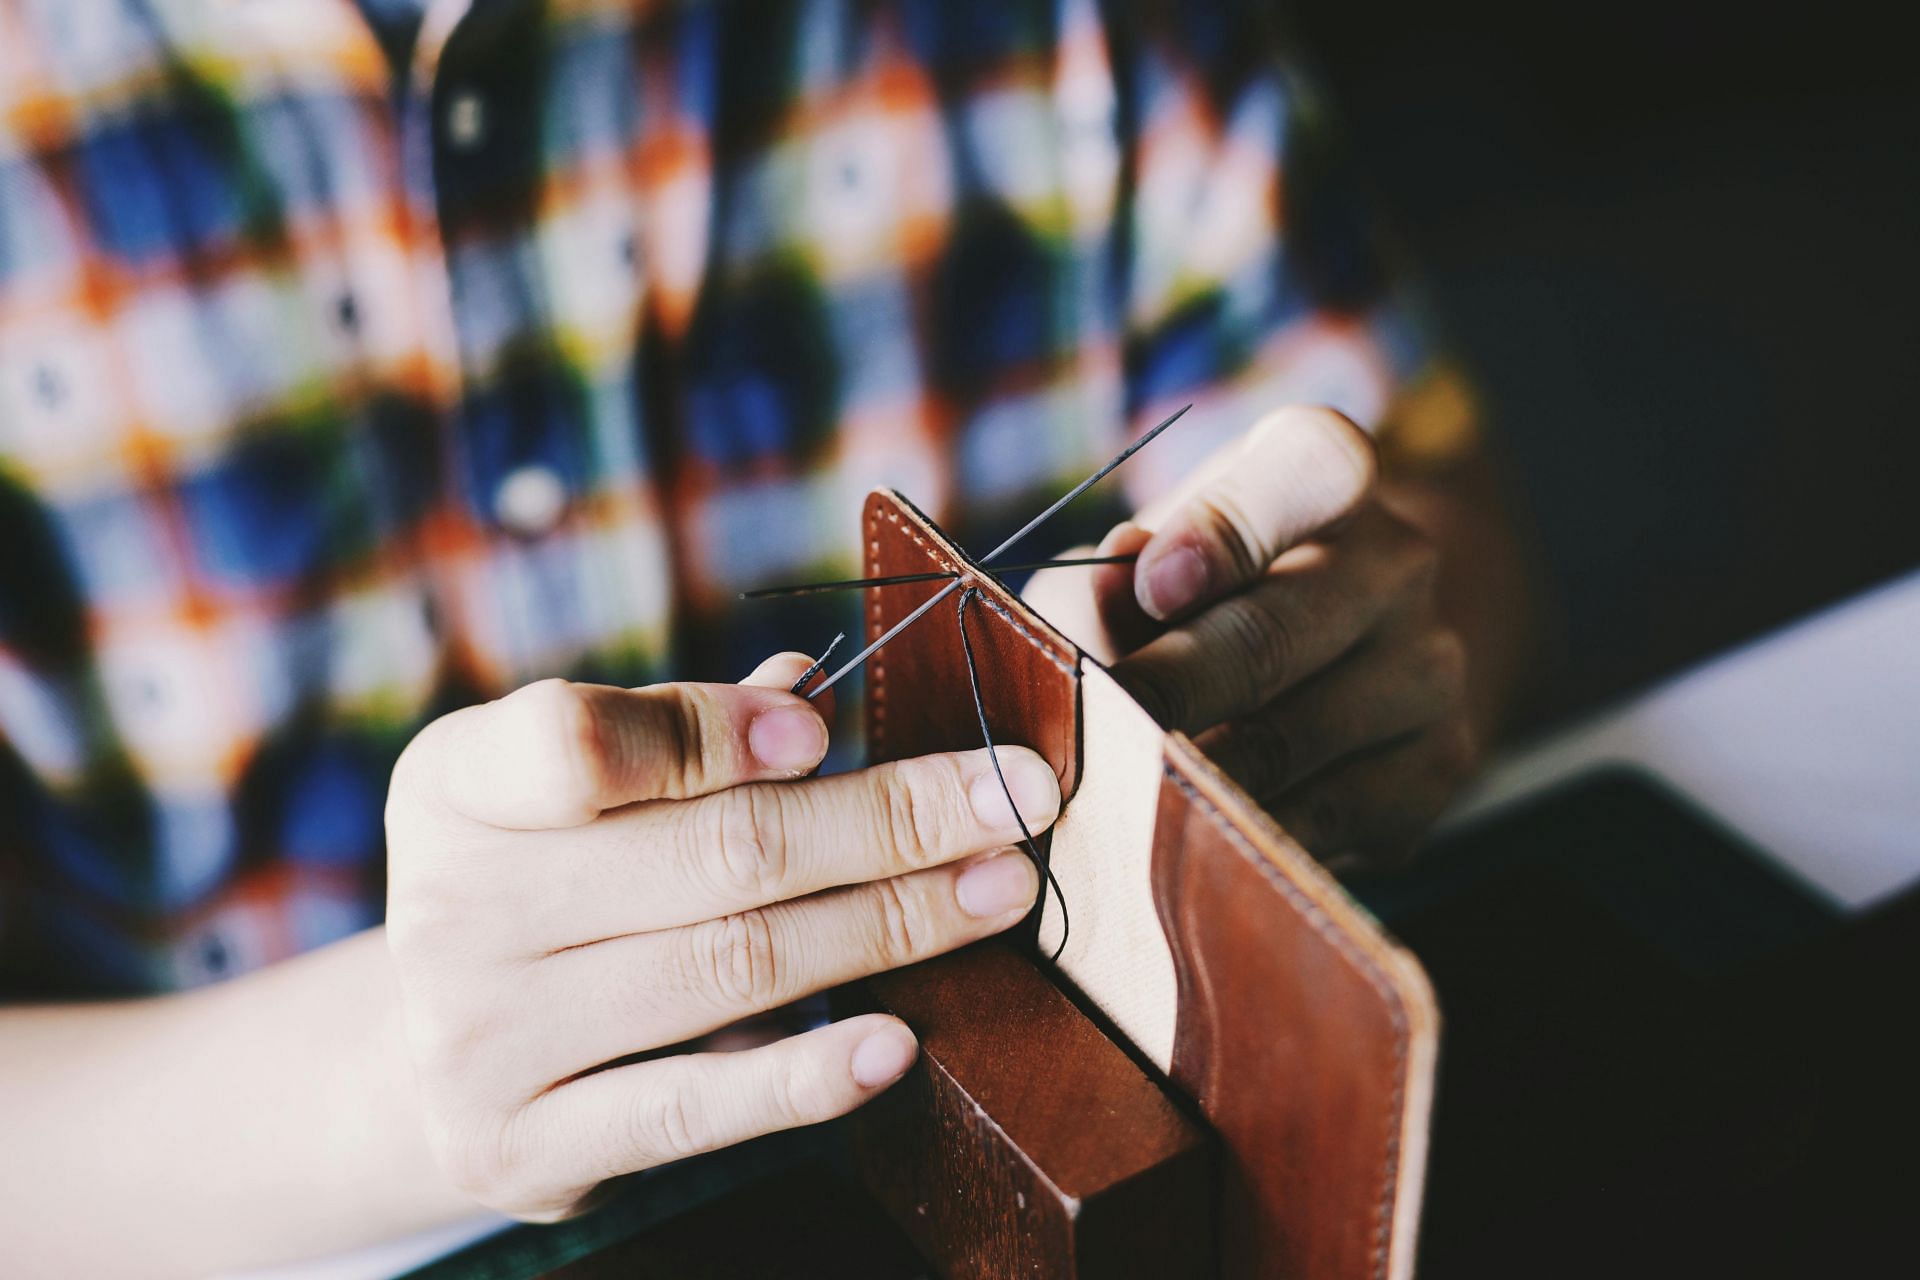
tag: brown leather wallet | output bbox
[859,489,1438,1280]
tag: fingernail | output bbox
[850,1024,918,1087]
[968,751,1060,831]
[748,706,827,772]
[1138,545,1209,620]
[955,850,1040,918]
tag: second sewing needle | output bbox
[796,403,1191,699]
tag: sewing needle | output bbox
[801,578,962,698]
[740,555,1140,600]
[977,402,1190,566]
[796,403,1191,699]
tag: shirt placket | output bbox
[388,0,492,685]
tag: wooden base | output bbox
[850,942,1215,1279]
[542,1161,924,1279]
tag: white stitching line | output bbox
[966,590,1076,677]
[868,506,965,754]
[868,506,1076,676]
[877,505,965,576]
[867,511,886,750]
[1165,769,1409,1280]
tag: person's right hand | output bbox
[383,652,1057,1222]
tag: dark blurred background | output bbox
[1291,0,1918,724]
[1292,11,1919,1270]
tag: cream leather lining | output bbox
[1040,660,1179,1072]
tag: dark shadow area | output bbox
[1353,768,1919,1278]
[1293,0,1920,721]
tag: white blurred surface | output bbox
[213,1213,511,1280]
[1450,568,1920,910]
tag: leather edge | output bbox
[861,487,1084,799]
[1160,732,1440,1280]
[862,488,1083,665]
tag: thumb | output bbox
[1132,406,1378,621]
[1089,521,1161,656]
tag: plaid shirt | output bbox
[0,0,1431,995]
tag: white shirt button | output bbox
[494,464,568,537]
[446,90,488,152]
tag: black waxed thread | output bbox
[796,403,1189,700]
[788,632,845,696]
[740,555,1139,601]
[956,586,1069,962]
[762,406,1189,959]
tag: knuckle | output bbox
[433,1114,557,1215]
[658,684,723,797]
[773,1053,837,1128]
[386,833,522,959]
[405,1001,489,1078]
[385,892,463,963]
[408,1013,527,1114]
[774,1059,817,1128]
[1275,405,1379,510]
[714,784,790,900]
[633,1080,709,1162]
[515,678,608,820]
[385,710,472,835]
[1191,491,1269,580]
[876,760,957,866]
[1226,597,1295,698]
[700,910,782,1009]
[866,875,924,968]
[434,1126,504,1203]
[385,838,499,941]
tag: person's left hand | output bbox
[1025,405,1479,870]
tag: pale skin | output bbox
[0,407,1516,1276]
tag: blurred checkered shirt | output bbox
[0,0,1434,994]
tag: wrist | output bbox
[304,927,483,1240]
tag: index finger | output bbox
[1131,405,1377,621]
[500,743,1061,946]
[420,672,831,831]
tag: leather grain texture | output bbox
[1154,736,1437,1280]
[853,488,1438,1279]
[862,490,1080,819]
[854,943,1215,1280]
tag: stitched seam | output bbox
[1166,769,1408,1280]
[868,509,886,752]
[879,506,966,576]
[870,507,965,755]
[967,591,1076,676]
[866,507,1075,732]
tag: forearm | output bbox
[0,927,475,1277]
